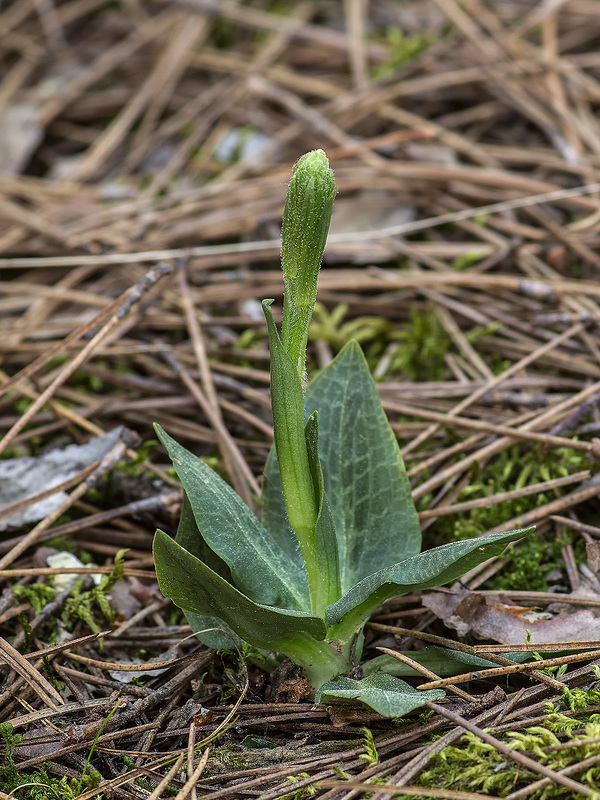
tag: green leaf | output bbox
[260,449,302,563]
[364,647,504,678]
[305,412,341,613]
[153,530,326,657]
[155,425,309,611]
[304,341,421,591]
[326,527,534,642]
[174,497,240,649]
[176,493,232,582]
[180,610,242,651]
[261,412,342,615]
[315,672,444,718]
[263,301,324,613]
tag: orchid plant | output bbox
[153,150,533,717]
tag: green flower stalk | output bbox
[265,150,338,615]
[281,149,336,380]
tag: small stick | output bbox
[472,640,600,653]
[506,752,600,800]
[0,490,179,554]
[551,515,600,537]
[175,745,210,800]
[368,623,566,691]
[427,702,597,798]
[417,649,600,691]
[388,399,597,454]
[65,648,211,673]
[160,345,260,504]
[418,471,589,519]
[0,636,64,711]
[480,470,600,538]
[0,171,598,267]
[411,372,600,503]
[15,631,112,662]
[0,289,132,396]
[376,647,473,701]
[317,783,493,799]
[0,263,171,456]
[0,567,154,579]
[146,753,185,800]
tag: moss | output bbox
[210,744,251,770]
[452,250,486,270]
[42,656,66,695]
[563,686,600,712]
[415,691,600,798]
[61,549,127,634]
[424,442,590,558]
[370,27,436,80]
[418,720,600,798]
[70,368,104,393]
[0,723,21,786]
[0,723,102,798]
[109,438,158,478]
[209,17,239,49]
[236,326,266,350]
[466,322,501,343]
[45,535,81,554]
[307,303,454,382]
[280,772,318,800]
[359,727,379,766]
[13,582,57,615]
[485,532,569,593]
[310,302,393,353]
[389,307,451,382]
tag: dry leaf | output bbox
[0,428,122,530]
[0,104,43,176]
[586,541,600,573]
[423,590,600,645]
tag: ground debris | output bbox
[4,0,600,796]
[423,588,600,645]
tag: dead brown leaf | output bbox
[423,590,600,645]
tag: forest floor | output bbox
[4,1,600,798]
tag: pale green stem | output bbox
[281,635,350,691]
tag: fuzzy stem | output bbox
[281,150,336,380]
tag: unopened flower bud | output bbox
[281,150,336,380]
